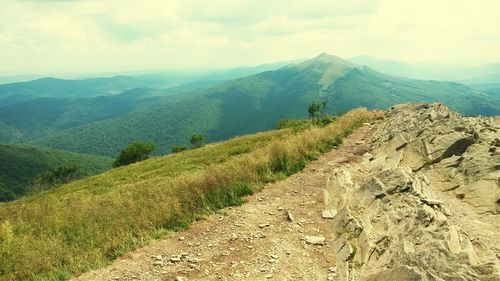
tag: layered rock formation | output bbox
[325,103,500,280]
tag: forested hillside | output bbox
[0,144,112,201]
[0,76,145,107]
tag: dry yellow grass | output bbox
[0,108,379,281]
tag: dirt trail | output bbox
[73,126,373,281]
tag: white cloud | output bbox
[0,0,499,75]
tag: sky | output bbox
[1,0,499,76]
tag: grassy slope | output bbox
[0,144,113,201]
[0,108,378,281]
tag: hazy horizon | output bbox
[1,0,500,76]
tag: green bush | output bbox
[319,114,336,126]
[276,119,310,131]
[171,145,188,154]
[113,141,155,167]
[308,101,327,121]
[31,166,80,191]
[189,134,204,148]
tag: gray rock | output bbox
[364,265,425,281]
[321,209,337,219]
[403,240,415,254]
[421,198,444,206]
[153,260,163,266]
[447,226,461,254]
[345,217,363,237]
[361,176,386,193]
[425,132,475,162]
[304,235,326,245]
[332,236,347,254]
[170,256,182,262]
[332,208,363,237]
[310,104,500,280]
[337,242,354,261]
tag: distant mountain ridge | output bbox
[0,53,498,157]
[350,55,500,84]
[0,61,294,108]
[0,76,146,107]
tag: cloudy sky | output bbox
[1,0,499,75]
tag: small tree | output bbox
[190,134,204,148]
[113,141,155,167]
[307,101,326,122]
[308,101,327,122]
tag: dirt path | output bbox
[73,126,373,281]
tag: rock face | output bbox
[325,103,500,281]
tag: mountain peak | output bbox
[293,53,357,90]
[311,53,356,66]
[314,52,340,59]
[294,53,356,73]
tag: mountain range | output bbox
[0,53,499,200]
[1,53,497,157]
[350,55,500,82]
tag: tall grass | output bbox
[0,108,378,280]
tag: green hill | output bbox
[0,94,158,142]
[328,66,500,115]
[0,76,149,107]
[0,144,112,201]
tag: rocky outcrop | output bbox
[325,103,500,281]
